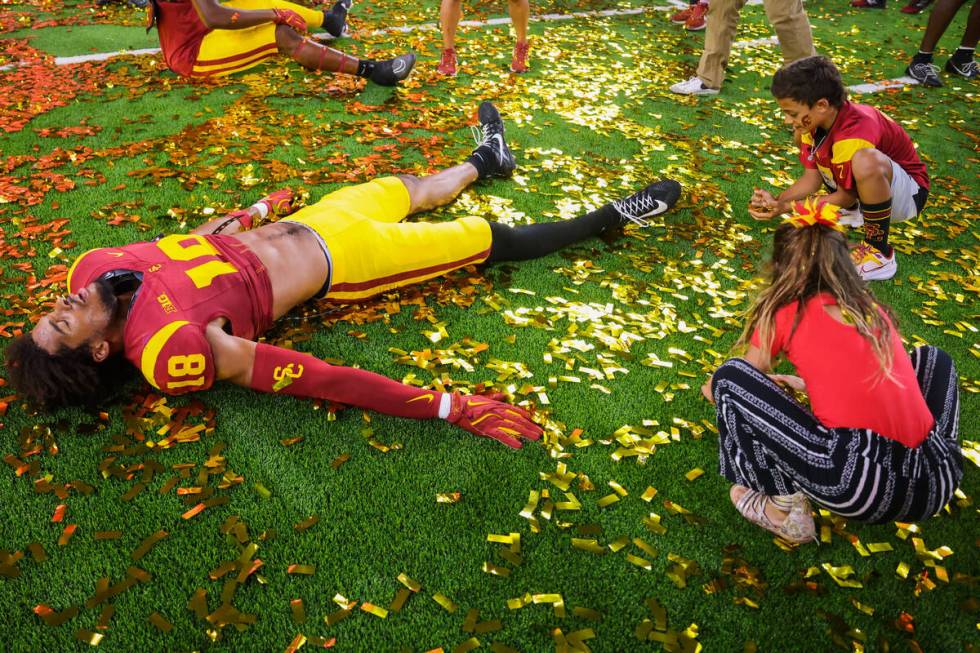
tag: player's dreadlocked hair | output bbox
[4,334,135,410]
[736,221,898,384]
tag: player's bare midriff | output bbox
[231,221,329,320]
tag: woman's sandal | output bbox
[730,485,817,544]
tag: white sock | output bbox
[252,201,269,219]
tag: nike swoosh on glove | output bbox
[272,8,307,32]
[447,392,543,449]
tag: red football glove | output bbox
[272,8,307,32]
[447,393,543,449]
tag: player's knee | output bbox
[851,148,890,181]
[275,24,301,52]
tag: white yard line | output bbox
[0,7,920,94]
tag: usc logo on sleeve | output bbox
[272,363,305,392]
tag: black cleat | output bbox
[612,180,682,227]
[370,53,416,86]
[906,61,943,87]
[322,0,352,38]
[470,101,516,179]
[945,57,978,80]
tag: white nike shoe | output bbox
[612,180,682,227]
[470,101,515,179]
[669,76,720,96]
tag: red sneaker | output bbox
[511,40,529,73]
[670,5,693,23]
[685,2,708,30]
[437,47,457,76]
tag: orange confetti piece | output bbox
[58,524,78,546]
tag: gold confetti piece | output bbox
[572,538,606,555]
[35,603,79,626]
[182,503,205,520]
[640,487,658,502]
[324,608,354,627]
[28,542,47,562]
[643,513,667,536]
[308,636,335,648]
[488,534,516,545]
[482,562,511,577]
[608,536,630,553]
[474,620,502,634]
[58,524,78,546]
[294,515,319,531]
[608,480,628,496]
[285,633,307,653]
[280,436,304,447]
[75,629,103,646]
[96,605,114,631]
[132,530,167,561]
[94,531,123,541]
[253,483,272,499]
[572,607,602,621]
[333,594,355,610]
[397,572,421,592]
[287,565,315,575]
[821,563,863,588]
[360,602,388,619]
[850,598,875,616]
[633,537,658,558]
[452,637,480,653]
[507,594,531,610]
[290,599,305,624]
[433,593,458,614]
[597,493,620,508]
[532,594,563,605]
[187,589,208,620]
[463,608,479,632]
[158,477,179,495]
[330,454,350,470]
[389,588,412,613]
[627,554,653,571]
[519,491,540,519]
[148,612,172,632]
[437,492,462,504]
[685,468,705,481]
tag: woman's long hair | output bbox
[737,204,898,382]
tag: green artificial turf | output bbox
[0,2,977,652]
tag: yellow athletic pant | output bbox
[193,0,324,77]
[284,177,493,302]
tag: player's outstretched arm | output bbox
[206,323,543,448]
[190,0,303,31]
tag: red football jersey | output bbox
[67,234,274,395]
[799,101,929,193]
[154,0,210,77]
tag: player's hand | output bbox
[447,392,543,449]
[768,374,806,393]
[272,8,307,32]
[747,188,781,221]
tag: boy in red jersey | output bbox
[4,103,682,447]
[748,56,930,282]
[148,0,415,85]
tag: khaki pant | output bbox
[696,0,815,89]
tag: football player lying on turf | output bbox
[6,102,681,449]
[147,0,415,86]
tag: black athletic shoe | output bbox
[945,57,978,80]
[470,101,516,179]
[323,0,352,38]
[612,180,682,227]
[906,61,943,87]
[369,53,416,86]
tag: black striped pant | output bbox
[711,346,962,523]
